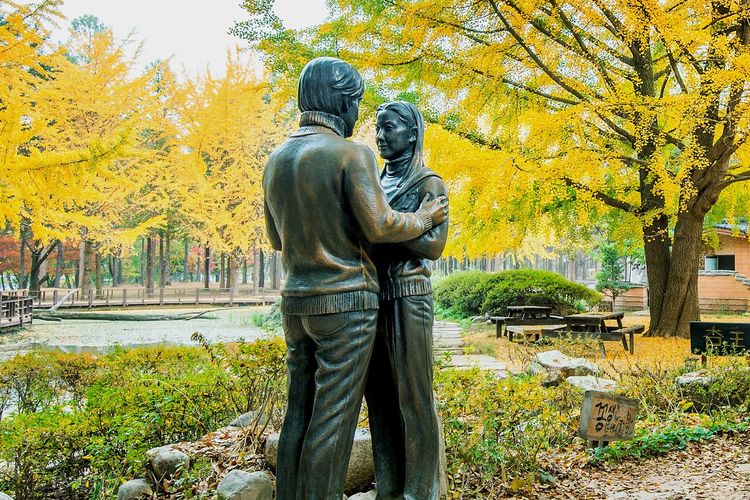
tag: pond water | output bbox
[0,306,276,361]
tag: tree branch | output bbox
[665,49,688,93]
[470,68,580,105]
[595,112,636,145]
[562,176,638,213]
[486,0,595,102]
[548,0,618,91]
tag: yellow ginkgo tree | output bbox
[176,49,288,287]
[6,15,170,292]
[237,0,750,337]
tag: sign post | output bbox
[579,391,638,449]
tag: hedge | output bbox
[434,269,601,317]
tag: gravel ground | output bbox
[535,433,750,499]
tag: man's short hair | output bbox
[298,57,365,116]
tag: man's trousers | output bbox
[276,309,377,500]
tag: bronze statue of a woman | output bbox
[365,101,449,500]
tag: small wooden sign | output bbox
[690,321,750,355]
[579,391,638,444]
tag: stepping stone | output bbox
[449,354,509,377]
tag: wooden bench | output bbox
[609,325,645,354]
[491,316,565,338]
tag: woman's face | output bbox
[375,109,415,161]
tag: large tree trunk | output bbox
[146,236,155,294]
[647,211,703,338]
[220,253,226,289]
[117,256,123,286]
[271,251,281,289]
[159,234,165,288]
[642,213,671,333]
[252,246,260,293]
[258,250,265,289]
[54,241,63,288]
[109,255,118,287]
[38,257,47,287]
[165,232,171,285]
[25,235,59,293]
[183,239,189,282]
[242,258,248,285]
[227,255,235,288]
[203,245,211,289]
[77,232,86,289]
[80,240,94,295]
[140,238,146,285]
[19,230,25,289]
[28,246,44,293]
[95,250,103,299]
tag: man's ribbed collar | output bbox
[298,110,347,137]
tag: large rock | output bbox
[265,428,374,494]
[0,493,13,500]
[263,434,279,472]
[565,375,618,392]
[529,350,599,385]
[145,445,190,480]
[228,411,271,429]
[675,370,714,388]
[217,470,273,500]
[116,478,153,500]
[348,490,377,500]
[675,370,716,409]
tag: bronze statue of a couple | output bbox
[263,56,449,500]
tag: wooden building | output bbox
[615,222,750,313]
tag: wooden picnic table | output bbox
[506,305,553,319]
[545,311,643,355]
[490,305,564,338]
[564,311,625,332]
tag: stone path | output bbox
[432,321,509,377]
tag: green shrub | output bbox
[593,419,749,462]
[0,337,287,499]
[433,270,490,317]
[434,269,601,317]
[482,270,600,315]
[434,367,581,496]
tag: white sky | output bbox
[40,0,328,77]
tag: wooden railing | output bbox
[27,287,280,309]
[0,292,34,329]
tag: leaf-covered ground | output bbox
[535,432,750,499]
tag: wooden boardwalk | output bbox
[0,292,34,329]
[24,287,281,310]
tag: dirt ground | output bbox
[462,313,750,375]
[459,314,750,499]
[534,432,750,499]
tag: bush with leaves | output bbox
[434,269,601,317]
[434,367,581,496]
[432,270,490,317]
[0,337,287,499]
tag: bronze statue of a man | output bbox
[263,57,448,500]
